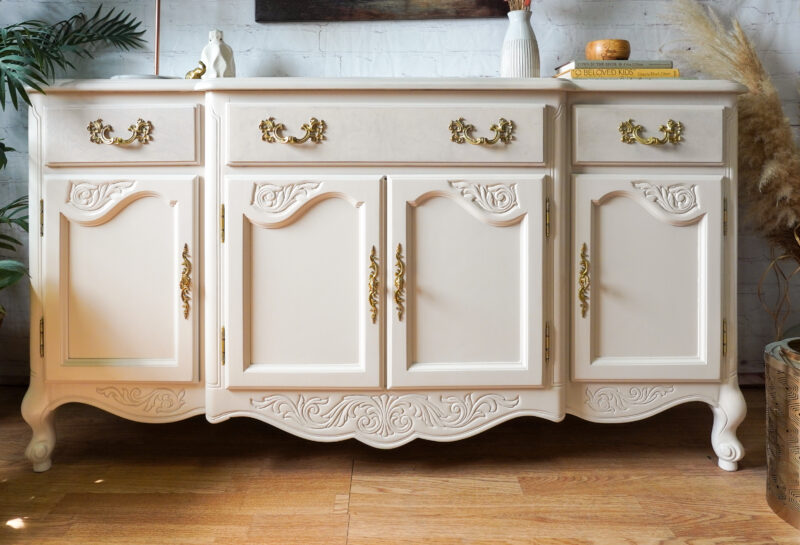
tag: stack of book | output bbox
[554,60,679,79]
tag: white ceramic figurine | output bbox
[200,30,235,78]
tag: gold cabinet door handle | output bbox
[180,243,192,319]
[368,246,379,324]
[259,116,326,144]
[619,118,683,146]
[87,118,153,145]
[394,244,406,321]
[449,117,514,145]
[578,243,590,318]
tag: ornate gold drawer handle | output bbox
[368,246,379,324]
[87,118,153,146]
[259,116,326,144]
[449,117,514,146]
[394,244,406,321]
[578,243,590,318]
[180,243,192,320]
[619,118,683,146]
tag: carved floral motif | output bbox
[96,386,186,414]
[585,385,675,415]
[250,392,520,439]
[68,180,135,211]
[448,181,519,214]
[632,182,698,214]
[252,181,322,213]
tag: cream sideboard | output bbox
[22,78,746,472]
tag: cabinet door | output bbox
[387,174,546,388]
[223,175,381,388]
[572,174,724,381]
[42,175,198,382]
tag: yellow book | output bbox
[556,68,681,79]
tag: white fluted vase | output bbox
[499,10,540,78]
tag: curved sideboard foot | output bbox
[21,385,56,473]
[710,379,747,472]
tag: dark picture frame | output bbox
[255,0,508,23]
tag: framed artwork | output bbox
[255,0,508,23]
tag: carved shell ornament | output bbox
[252,181,322,213]
[69,180,135,211]
[632,181,698,214]
[448,181,520,214]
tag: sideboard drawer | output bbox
[44,104,201,166]
[226,103,545,165]
[573,105,725,165]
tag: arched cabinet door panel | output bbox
[387,174,547,389]
[42,175,199,382]
[572,174,725,382]
[222,175,382,389]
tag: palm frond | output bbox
[0,6,145,110]
[0,259,27,290]
[0,195,29,235]
[0,139,15,170]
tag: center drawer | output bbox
[225,103,545,165]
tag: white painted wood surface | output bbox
[572,174,724,382]
[41,174,198,383]
[23,79,746,474]
[386,174,545,388]
[226,103,546,165]
[223,174,382,389]
[43,103,200,166]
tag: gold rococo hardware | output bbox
[180,244,192,320]
[449,117,514,146]
[618,118,683,146]
[368,246,380,324]
[87,118,153,146]
[578,243,590,318]
[259,116,326,144]
[394,244,406,321]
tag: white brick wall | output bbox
[0,0,798,381]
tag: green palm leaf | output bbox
[0,6,145,110]
[0,259,26,290]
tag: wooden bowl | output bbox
[585,39,631,61]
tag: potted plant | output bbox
[0,6,145,326]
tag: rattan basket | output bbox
[765,338,800,529]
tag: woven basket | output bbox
[765,338,800,529]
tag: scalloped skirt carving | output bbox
[249,392,522,447]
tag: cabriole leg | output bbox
[710,378,747,471]
[21,385,55,472]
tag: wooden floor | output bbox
[0,386,796,545]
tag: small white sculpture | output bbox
[200,30,235,79]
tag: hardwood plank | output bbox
[242,514,349,545]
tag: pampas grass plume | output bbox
[667,0,800,260]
